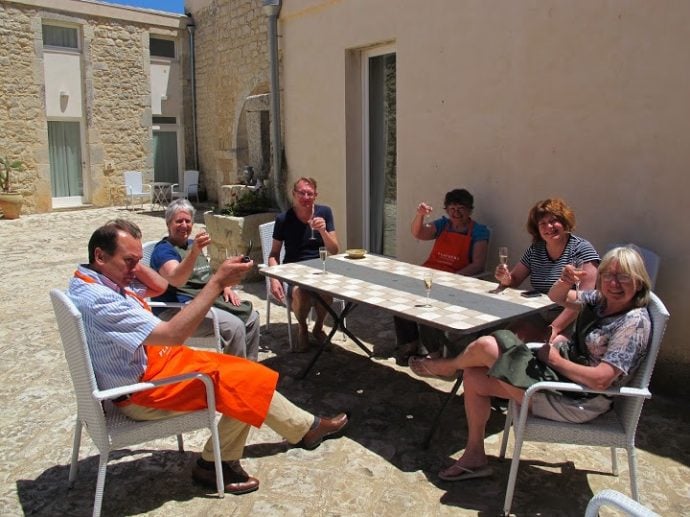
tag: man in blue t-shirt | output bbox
[268,177,339,352]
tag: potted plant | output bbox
[204,186,278,279]
[0,156,25,219]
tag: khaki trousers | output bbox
[119,390,314,461]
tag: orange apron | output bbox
[422,220,474,273]
[74,270,278,428]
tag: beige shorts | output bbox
[531,391,612,423]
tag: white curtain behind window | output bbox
[48,121,82,198]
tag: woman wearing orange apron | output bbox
[394,188,490,364]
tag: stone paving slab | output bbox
[1,207,688,516]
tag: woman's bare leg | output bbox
[410,335,502,378]
[442,367,525,473]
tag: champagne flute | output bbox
[498,246,509,268]
[319,246,327,274]
[490,247,509,294]
[225,248,244,291]
[422,271,433,307]
[570,258,584,299]
[309,205,317,240]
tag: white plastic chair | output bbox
[499,292,670,516]
[585,489,660,517]
[258,221,346,351]
[171,170,200,203]
[121,171,152,210]
[259,221,294,350]
[142,241,222,352]
[608,243,660,288]
[50,289,224,517]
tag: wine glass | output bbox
[490,247,509,294]
[319,246,327,274]
[225,248,244,291]
[570,258,584,299]
[498,246,509,268]
[422,271,433,307]
[308,205,317,240]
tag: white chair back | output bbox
[124,171,145,195]
[259,221,293,348]
[50,289,111,450]
[183,170,199,197]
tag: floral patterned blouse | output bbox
[572,290,651,387]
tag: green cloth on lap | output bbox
[487,330,564,389]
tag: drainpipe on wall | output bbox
[262,0,285,209]
[186,14,199,171]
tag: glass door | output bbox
[48,121,84,207]
[363,50,397,256]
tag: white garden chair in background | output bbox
[171,170,200,203]
[121,171,152,210]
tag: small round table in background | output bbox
[152,182,171,209]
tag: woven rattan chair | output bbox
[142,240,222,352]
[585,489,660,517]
[499,292,670,516]
[50,289,224,517]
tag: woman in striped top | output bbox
[495,198,600,343]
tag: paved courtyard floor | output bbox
[1,207,688,516]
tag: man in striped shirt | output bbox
[68,219,348,495]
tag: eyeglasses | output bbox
[445,204,470,212]
[293,189,315,198]
[601,272,634,285]
[538,217,562,228]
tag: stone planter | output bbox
[0,192,23,219]
[203,211,277,281]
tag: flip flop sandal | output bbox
[438,465,493,482]
[408,357,457,382]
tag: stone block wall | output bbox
[187,0,270,202]
[0,1,182,214]
[0,4,50,213]
[85,20,153,206]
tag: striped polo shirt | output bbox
[68,266,159,390]
[519,234,600,293]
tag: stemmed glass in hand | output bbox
[319,246,328,274]
[570,258,584,299]
[421,271,433,307]
[491,247,509,294]
[308,205,317,240]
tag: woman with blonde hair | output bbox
[410,247,652,481]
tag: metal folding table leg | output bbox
[423,373,464,449]
[298,298,366,379]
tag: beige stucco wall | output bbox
[0,0,184,213]
[275,0,690,396]
[186,0,270,204]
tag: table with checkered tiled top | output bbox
[261,253,556,376]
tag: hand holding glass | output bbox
[498,246,509,268]
[570,258,584,298]
[309,206,317,240]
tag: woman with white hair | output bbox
[150,198,260,360]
